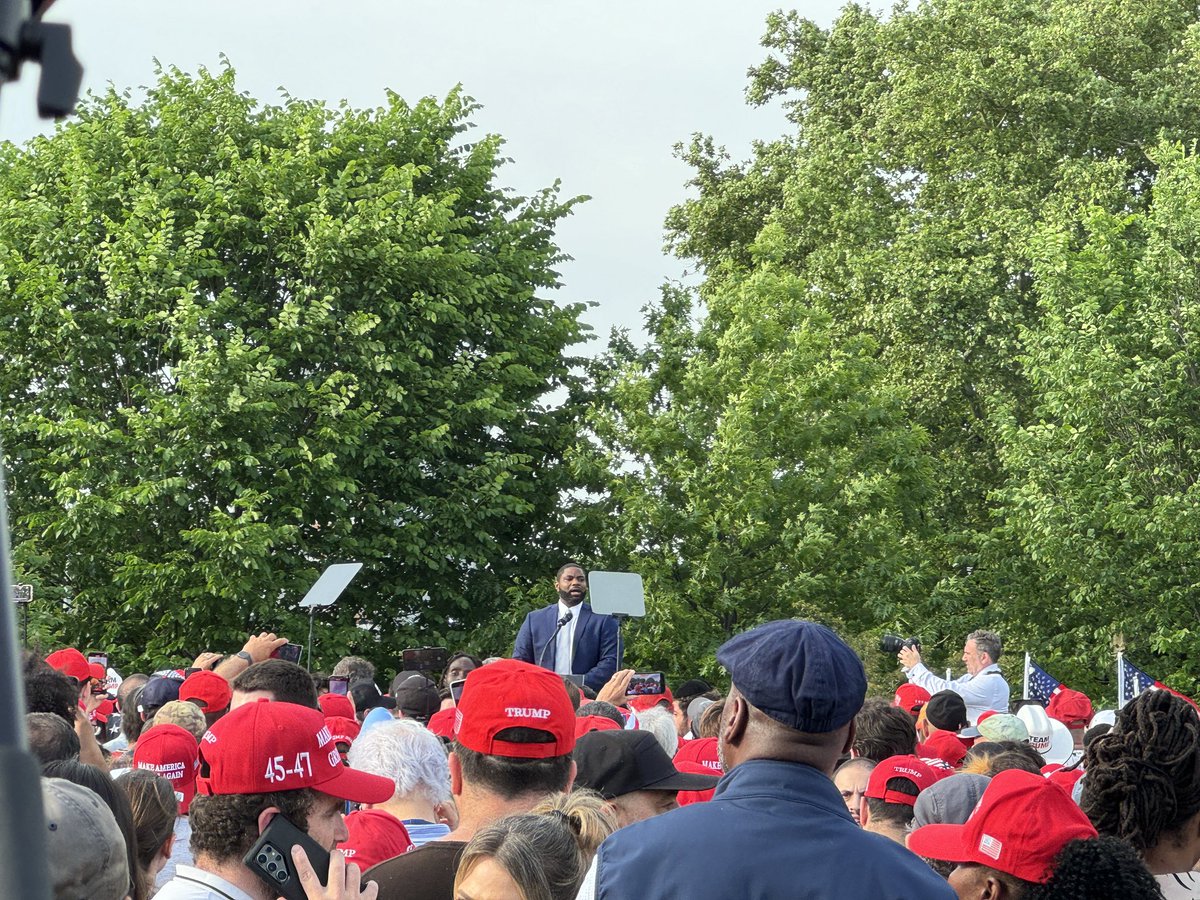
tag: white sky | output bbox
[0,1,845,349]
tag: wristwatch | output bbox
[236,650,254,665]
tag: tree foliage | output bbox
[590,0,1200,696]
[0,65,589,669]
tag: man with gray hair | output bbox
[347,718,456,849]
[897,629,1009,724]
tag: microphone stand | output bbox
[537,611,573,669]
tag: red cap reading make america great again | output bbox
[196,700,393,805]
[453,659,576,759]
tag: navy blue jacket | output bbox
[594,758,957,900]
[512,602,619,692]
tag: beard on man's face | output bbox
[558,586,585,606]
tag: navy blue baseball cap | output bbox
[716,620,867,733]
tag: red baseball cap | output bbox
[1047,689,1094,728]
[675,760,719,806]
[326,715,361,747]
[865,755,940,806]
[134,723,200,814]
[627,685,675,714]
[45,648,90,683]
[180,671,232,713]
[318,693,356,721]
[919,729,969,768]
[673,736,723,775]
[338,810,413,870]
[92,698,116,724]
[453,659,575,759]
[575,715,621,739]
[196,700,393,804]
[893,684,931,715]
[1043,764,1085,793]
[427,708,456,738]
[88,662,107,683]
[908,769,1097,883]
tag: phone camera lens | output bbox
[276,870,288,881]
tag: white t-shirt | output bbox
[1158,872,1200,899]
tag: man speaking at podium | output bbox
[513,562,619,692]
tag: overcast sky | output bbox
[0,1,846,350]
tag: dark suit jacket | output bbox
[512,601,619,692]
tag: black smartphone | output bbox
[183,667,201,678]
[402,646,448,673]
[87,653,108,670]
[272,643,303,664]
[328,675,349,696]
[450,678,466,705]
[626,672,665,696]
[243,813,330,900]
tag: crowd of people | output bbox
[17,585,1200,899]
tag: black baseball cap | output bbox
[350,680,396,714]
[924,691,970,731]
[392,675,439,723]
[573,731,719,799]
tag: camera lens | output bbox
[276,870,288,881]
[257,854,268,864]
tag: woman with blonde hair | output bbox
[453,790,615,900]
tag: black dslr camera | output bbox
[880,634,921,654]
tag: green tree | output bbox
[580,261,934,682]
[0,64,590,670]
[595,0,1200,691]
[996,144,1200,692]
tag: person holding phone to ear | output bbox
[154,700,394,900]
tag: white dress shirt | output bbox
[904,662,1010,724]
[554,600,579,676]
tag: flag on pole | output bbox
[1024,655,1062,705]
[1119,657,1200,713]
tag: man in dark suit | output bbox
[512,562,619,692]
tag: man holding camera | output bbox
[897,630,1009,725]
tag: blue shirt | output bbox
[593,758,956,900]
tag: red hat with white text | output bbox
[865,755,942,806]
[134,723,200,813]
[453,659,575,759]
[196,700,392,804]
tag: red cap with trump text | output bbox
[453,659,575,759]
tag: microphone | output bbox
[537,611,574,669]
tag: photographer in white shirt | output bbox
[898,630,1009,725]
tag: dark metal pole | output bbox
[0,449,52,900]
[0,3,79,896]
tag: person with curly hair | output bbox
[1080,689,1200,898]
[909,768,1161,899]
[153,700,394,900]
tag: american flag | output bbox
[1119,657,1200,712]
[1025,657,1062,705]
